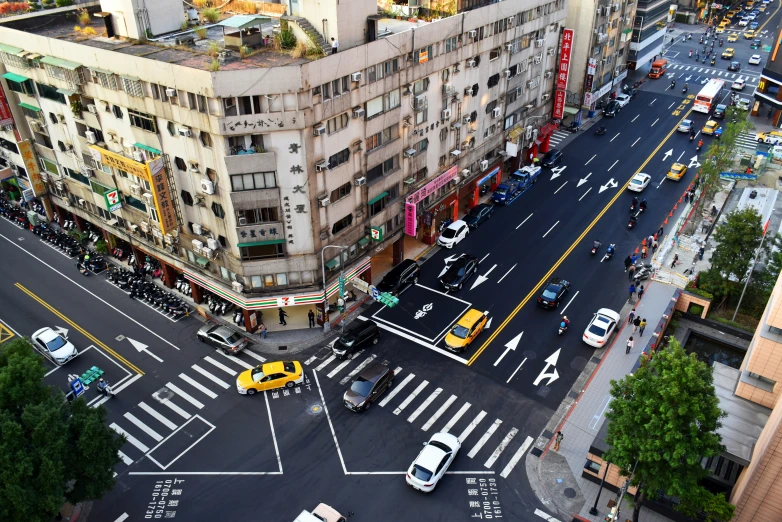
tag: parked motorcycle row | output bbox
[0,199,30,228]
[107,267,189,320]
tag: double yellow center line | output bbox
[15,283,144,375]
[468,109,694,365]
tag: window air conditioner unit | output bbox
[467,59,477,68]
[166,88,177,97]
[351,71,362,82]
[132,151,144,162]
[207,238,220,250]
[544,71,553,78]
[480,159,489,170]
[200,178,215,195]
[130,183,142,197]
[192,223,203,235]
[492,107,502,118]
[189,164,200,174]
[139,221,149,233]
[504,69,512,78]
[85,130,97,144]
[55,180,64,191]
[29,120,41,132]
[468,30,477,38]
[2,124,12,131]
[238,216,247,226]
[318,194,330,207]
[414,95,427,111]
[232,281,244,293]
[80,165,93,177]
[142,192,154,204]
[612,4,620,11]
[178,126,192,137]
[130,224,139,233]
[463,115,472,124]
[313,124,326,136]
[461,168,471,177]
[404,148,417,158]
[441,108,452,120]
[315,160,329,172]
[164,233,177,245]
[352,107,365,118]
[202,247,214,259]
[547,48,556,56]
[507,16,514,24]
[192,239,203,251]
[450,149,461,157]
[535,39,544,47]
[464,86,474,96]
[78,198,86,206]
[451,175,460,184]
[87,104,97,114]
[505,43,513,51]
[354,176,366,186]
[542,93,551,100]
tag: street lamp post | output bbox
[588,461,611,515]
[320,245,348,333]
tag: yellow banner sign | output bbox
[88,145,150,181]
[18,140,45,196]
[147,157,177,234]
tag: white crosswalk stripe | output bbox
[242,350,267,363]
[216,350,253,369]
[379,373,414,407]
[458,410,487,442]
[191,365,231,389]
[203,355,239,376]
[421,394,457,432]
[467,418,502,459]
[111,423,149,453]
[158,398,191,419]
[407,387,442,423]
[394,380,429,415]
[117,450,133,466]
[304,355,318,365]
[327,353,356,379]
[138,401,178,430]
[315,354,336,372]
[178,373,219,399]
[166,382,205,409]
[548,131,570,146]
[484,427,518,468]
[123,412,163,442]
[736,131,759,150]
[339,354,377,385]
[500,436,534,479]
[441,402,471,434]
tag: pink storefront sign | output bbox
[404,202,417,236]
[406,166,458,205]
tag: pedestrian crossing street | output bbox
[548,130,571,147]
[667,63,759,84]
[304,353,534,479]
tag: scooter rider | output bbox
[670,79,676,89]
[561,316,570,328]
[631,196,639,209]
[697,138,704,150]
[593,239,601,250]
[97,378,112,397]
[689,50,693,57]
[640,199,648,211]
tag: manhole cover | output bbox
[522,350,538,361]
[570,355,588,372]
[308,403,323,415]
[568,390,580,399]
[530,447,543,457]
[564,488,576,498]
[536,386,550,398]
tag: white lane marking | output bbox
[359,317,468,365]
[542,221,559,238]
[191,365,231,389]
[380,372,414,407]
[166,382,205,409]
[651,118,659,127]
[178,373,219,399]
[610,132,620,143]
[500,436,534,479]
[203,356,239,376]
[158,398,191,419]
[497,264,516,284]
[315,354,337,372]
[117,452,133,466]
[304,355,318,365]
[327,353,357,379]
[408,387,442,423]
[534,508,562,522]
[484,427,518,468]
[216,350,253,369]
[559,290,579,315]
[632,137,640,147]
[394,380,429,415]
[138,401,179,430]
[314,370,347,475]
[339,354,376,385]
[458,410,487,442]
[554,181,567,194]
[421,394,457,432]
[113,513,131,522]
[607,160,618,171]
[467,418,502,458]
[480,253,491,263]
[585,154,596,165]
[579,188,592,201]
[507,357,528,384]
[111,423,150,453]
[442,402,471,434]
[242,350,267,363]
[123,412,163,442]
[516,213,533,229]
[632,114,639,122]
[677,150,685,162]
[264,389,283,473]
[667,101,676,109]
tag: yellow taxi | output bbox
[744,29,756,39]
[721,48,735,59]
[746,0,755,8]
[756,131,782,144]
[728,33,739,42]
[716,26,726,34]
[444,309,489,352]
[721,17,731,24]
[759,5,766,11]
[702,120,720,135]
[667,163,688,181]
[236,361,304,395]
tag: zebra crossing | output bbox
[736,131,761,150]
[304,354,533,479]
[548,130,571,147]
[667,64,759,83]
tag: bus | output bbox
[693,79,725,113]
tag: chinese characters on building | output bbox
[553,28,574,120]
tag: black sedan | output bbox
[439,254,479,291]
[536,277,571,309]
[463,203,494,229]
[602,100,621,117]
[728,60,741,72]
[542,149,563,167]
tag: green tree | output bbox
[0,338,124,522]
[604,340,734,522]
[757,233,782,291]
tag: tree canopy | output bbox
[0,338,124,522]
[604,339,734,522]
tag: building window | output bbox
[330,182,352,202]
[181,190,194,206]
[167,121,176,136]
[200,132,212,148]
[128,109,156,132]
[328,148,350,169]
[367,58,399,83]
[413,138,428,154]
[240,243,285,260]
[487,74,500,88]
[489,48,501,61]
[92,70,118,90]
[124,194,147,211]
[223,97,237,116]
[445,36,458,53]
[236,207,279,224]
[174,157,187,171]
[366,124,399,152]
[197,95,207,113]
[121,77,144,97]
[413,78,430,95]
[327,113,349,134]
[112,105,123,119]
[369,193,389,217]
[366,155,399,182]
[35,82,65,104]
[6,78,34,96]
[366,89,401,119]
[211,202,225,219]
[486,100,497,115]
[332,214,353,235]
[230,172,277,191]
[276,273,288,286]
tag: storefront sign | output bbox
[553,90,567,120]
[103,188,122,212]
[351,277,370,294]
[477,167,500,186]
[89,145,150,180]
[0,84,14,127]
[18,140,45,196]
[147,157,177,234]
[404,202,417,236]
[370,226,383,241]
[556,29,574,91]
[407,166,458,205]
[419,49,429,64]
[236,223,284,242]
[612,70,628,86]
[587,58,597,76]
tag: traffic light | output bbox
[377,292,399,307]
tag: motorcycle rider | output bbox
[639,199,648,211]
[597,125,607,134]
[631,196,639,209]
[697,138,704,150]
[670,79,676,89]
[688,49,693,57]
[561,316,570,329]
[97,378,112,397]
[593,239,601,251]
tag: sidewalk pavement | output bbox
[526,280,680,522]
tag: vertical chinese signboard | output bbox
[553,28,574,120]
[18,140,45,196]
[0,82,14,127]
[146,157,177,234]
[584,58,597,106]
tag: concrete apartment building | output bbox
[0,0,566,330]
[753,29,782,126]
[626,0,671,70]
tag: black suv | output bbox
[603,100,621,117]
[728,61,741,72]
[343,362,394,412]
[332,320,380,359]
[376,259,420,295]
[713,104,727,119]
[542,149,563,167]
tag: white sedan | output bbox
[749,54,762,65]
[406,432,461,492]
[731,78,746,90]
[437,219,469,249]
[677,120,694,133]
[31,327,78,365]
[583,308,621,348]
[615,94,631,108]
[627,173,651,192]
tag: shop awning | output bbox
[56,88,77,96]
[135,143,161,155]
[563,106,580,115]
[0,43,23,55]
[508,125,524,140]
[623,28,633,34]
[40,56,82,70]
[237,238,285,248]
[18,102,40,112]
[358,237,370,247]
[368,191,388,205]
[325,258,340,269]
[2,72,29,83]
[195,256,210,267]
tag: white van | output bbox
[293,503,347,522]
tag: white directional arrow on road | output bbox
[485,317,492,329]
[53,326,69,338]
[470,264,497,290]
[598,178,619,194]
[577,173,592,187]
[127,337,163,363]
[532,348,561,386]
[688,155,701,169]
[662,148,673,162]
[701,78,708,85]
[550,166,567,181]
[685,75,692,81]
[494,332,523,367]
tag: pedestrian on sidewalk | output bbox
[626,336,634,354]
[671,253,679,268]
[638,284,645,300]
[308,309,315,328]
[627,308,636,324]
[278,307,288,326]
[639,318,647,336]
[699,246,705,260]
[628,264,636,280]
[624,255,632,272]
[633,316,641,333]
[629,283,636,300]
[631,253,639,265]
[554,431,564,451]
[658,225,664,238]
[259,323,267,339]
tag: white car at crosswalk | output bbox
[749,54,762,65]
